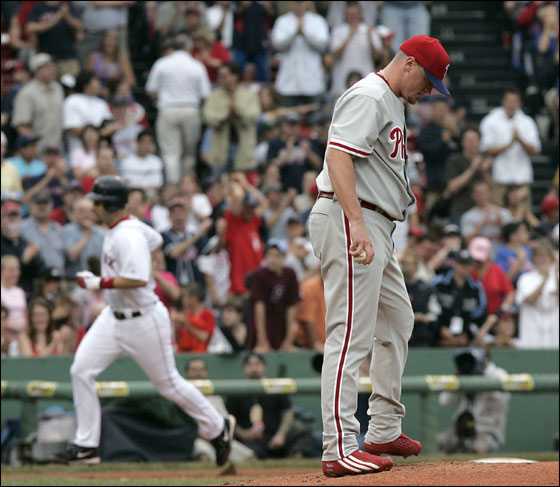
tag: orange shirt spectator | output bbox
[295,273,326,351]
[173,284,215,352]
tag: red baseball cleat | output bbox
[364,433,422,458]
[322,449,393,477]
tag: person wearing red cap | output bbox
[539,195,559,237]
[310,35,450,477]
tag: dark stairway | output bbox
[431,1,558,214]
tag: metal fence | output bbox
[2,373,558,454]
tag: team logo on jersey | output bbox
[103,253,116,269]
[389,126,407,161]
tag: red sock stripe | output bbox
[334,214,354,458]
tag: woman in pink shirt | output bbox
[0,255,27,332]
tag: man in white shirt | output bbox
[329,2,382,98]
[120,131,164,191]
[63,72,119,154]
[271,1,329,107]
[479,88,541,208]
[146,37,211,184]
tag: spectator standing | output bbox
[429,249,489,347]
[146,38,211,184]
[191,28,232,83]
[120,131,164,191]
[271,1,329,107]
[20,191,65,273]
[468,236,515,344]
[479,88,541,207]
[203,62,261,174]
[155,1,191,42]
[327,1,377,29]
[329,1,382,98]
[460,181,513,247]
[267,113,322,192]
[11,53,64,152]
[63,72,115,154]
[222,174,267,296]
[226,352,317,459]
[231,0,271,82]
[178,173,214,233]
[152,248,181,312]
[85,29,136,92]
[399,250,437,347]
[1,200,44,294]
[109,95,145,161]
[494,221,533,284]
[444,128,493,223]
[247,239,299,352]
[63,197,105,280]
[295,271,326,352]
[172,284,216,353]
[205,1,233,48]
[262,183,297,242]
[197,227,231,309]
[161,200,211,287]
[515,239,559,348]
[75,0,132,63]
[26,2,83,77]
[378,1,430,50]
[416,97,460,209]
[0,255,27,333]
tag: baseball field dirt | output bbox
[1,455,558,486]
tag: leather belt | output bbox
[113,310,142,320]
[318,191,394,222]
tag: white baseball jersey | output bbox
[316,72,416,221]
[101,216,163,310]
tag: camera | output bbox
[454,347,486,376]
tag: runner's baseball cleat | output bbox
[364,433,422,458]
[211,415,236,466]
[55,444,101,465]
[322,450,393,477]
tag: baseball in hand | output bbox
[355,250,367,264]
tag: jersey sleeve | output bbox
[115,229,151,282]
[140,221,164,251]
[327,93,381,158]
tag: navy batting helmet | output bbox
[87,176,128,212]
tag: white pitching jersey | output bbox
[316,72,416,221]
[101,216,163,310]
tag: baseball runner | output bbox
[308,35,451,477]
[57,176,235,465]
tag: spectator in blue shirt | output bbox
[8,135,46,183]
[494,221,533,284]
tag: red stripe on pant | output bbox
[333,214,354,458]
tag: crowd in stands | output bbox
[1,1,558,365]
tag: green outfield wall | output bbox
[1,349,558,453]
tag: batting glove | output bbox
[76,271,101,290]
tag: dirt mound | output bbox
[217,461,559,486]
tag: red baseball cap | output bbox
[400,35,451,96]
[1,201,21,215]
[540,196,559,214]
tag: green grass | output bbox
[1,453,558,486]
